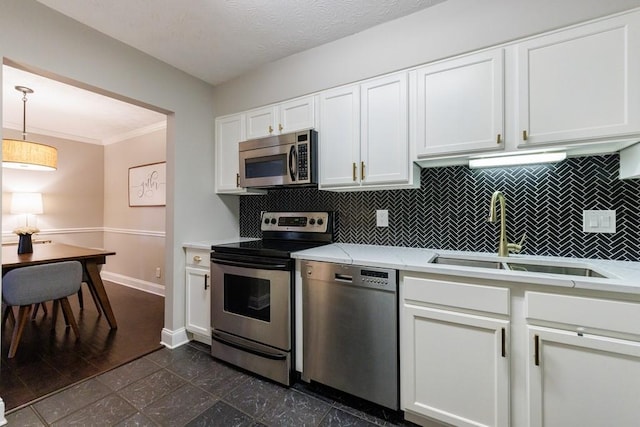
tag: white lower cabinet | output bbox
[401,275,510,427]
[525,291,640,427]
[185,248,211,343]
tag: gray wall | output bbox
[213,0,640,115]
[0,0,240,347]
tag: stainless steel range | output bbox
[210,211,333,386]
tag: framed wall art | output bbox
[128,161,166,207]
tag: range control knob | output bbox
[309,218,316,225]
[317,218,324,226]
[270,218,277,225]
[264,218,270,225]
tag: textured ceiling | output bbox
[35,0,446,86]
[4,0,445,144]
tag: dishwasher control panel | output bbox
[304,261,397,292]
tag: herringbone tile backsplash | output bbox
[239,154,640,261]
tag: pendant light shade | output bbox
[2,86,58,171]
[3,139,57,171]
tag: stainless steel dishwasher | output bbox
[301,260,398,410]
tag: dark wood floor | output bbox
[0,281,164,411]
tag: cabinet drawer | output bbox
[186,248,210,268]
[403,275,510,315]
[526,291,640,336]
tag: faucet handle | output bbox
[508,232,527,254]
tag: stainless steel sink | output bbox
[430,256,505,269]
[505,262,608,278]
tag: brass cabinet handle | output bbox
[523,130,528,141]
[268,125,273,134]
[501,328,506,358]
[361,161,365,181]
[352,162,357,181]
[497,134,502,144]
[193,255,202,263]
[534,334,540,366]
[204,274,209,290]
[279,123,283,132]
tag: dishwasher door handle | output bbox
[334,273,353,283]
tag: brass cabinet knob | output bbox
[193,255,202,263]
[268,125,273,134]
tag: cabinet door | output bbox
[528,326,640,427]
[215,114,245,193]
[415,49,505,157]
[402,304,510,427]
[517,14,640,145]
[318,85,361,188]
[246,105,277,139]
[185,266,210,338]
[361,73,409,185]
[279,96,316,134]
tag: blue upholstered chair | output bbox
[2,261,83,358]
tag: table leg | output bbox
[84,260,118,329]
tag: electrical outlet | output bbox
[583,210,616,233]
[376,210,389,227]
[155,267,161,278]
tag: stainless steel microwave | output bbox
[238,129,317,188]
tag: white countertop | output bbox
[183,237,260,251]
[292,243,640,295]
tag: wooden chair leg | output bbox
[77,287,84,309]
[3,305,16,327]
[51,300,60,331]
[31,302,48,320]
[8,306,31,358]
[59,297,80,339]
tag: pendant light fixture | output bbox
[2,85,57,171]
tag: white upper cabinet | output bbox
[361,73,412,186]
[414,49,505,157]
[318,84,361,188]
[215,113,264,194]
[517,12,640,146]
[245,95,316,140]
[319,73,419,191]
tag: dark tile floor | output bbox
[6,341,412,426]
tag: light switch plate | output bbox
[376,210,389,227]
[583,210,616,233]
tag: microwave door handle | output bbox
[288,145,297,181]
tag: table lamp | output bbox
[11,192,43,227]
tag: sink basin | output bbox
[430,256,504,269]
[505,262,608,278]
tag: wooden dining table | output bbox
[2,243,118,329]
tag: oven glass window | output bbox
[223,274,271,322]
[245,155,286,179]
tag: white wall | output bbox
[213,0,640,115]
[0,0,241,350]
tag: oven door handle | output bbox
[211,257,290,271]
[212,331,287,360]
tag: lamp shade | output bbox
[2,139,58,171]
[11,192,43,215]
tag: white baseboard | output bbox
[161,327,190,349]
[101,271,165,297]
[0,397,6,425]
